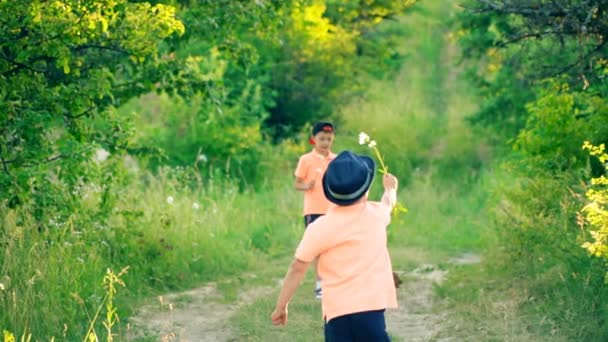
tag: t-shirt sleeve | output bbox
[294,156,309,179]
[295,223,327,262]
[372,201,392,226]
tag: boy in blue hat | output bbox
[274,151,399,341]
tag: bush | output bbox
[582,142,608,280]
[476,80,608,338]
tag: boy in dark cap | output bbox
[294,121,336,299]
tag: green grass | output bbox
[431,165,608,341]
[0,167,305,340]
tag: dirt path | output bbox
[387,253,481,341]
[128,253,480,341]
[386,265,449,341]
[127,279,274,341]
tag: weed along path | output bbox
[128,251,481,341]
[127,275,276,341]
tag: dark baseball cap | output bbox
[312,122,335,136]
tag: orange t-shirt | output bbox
[294,150,336,215]
[295,200,398,321]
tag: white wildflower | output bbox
[197,154,208,163]
[93,148,110,163]
[368,140,377,148]
[0,283,4,291]
[359,132,370,145]
[166,196,174,205]
[192,202,200,210]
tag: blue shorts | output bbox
[324,310,390,342]
[304,214,323,228]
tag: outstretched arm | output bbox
[271,258,310,326]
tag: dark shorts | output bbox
[324,310,390,342]
[304,214,323,228]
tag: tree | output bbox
[468,0,608,78]
[0,0,212,204]
[456,0,608,139]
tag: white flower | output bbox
[0,283,4,291]
[166,196,174,205]
[359,132,370,145]
[93,148,110,163]
[368,140,377,148]
[197,154,208,163]
[192,202,200,210]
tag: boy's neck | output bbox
[314,148,330,157]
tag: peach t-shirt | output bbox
[294,150,336,215]
[295,200,398,321]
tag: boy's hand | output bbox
[383,173,398,191]
[271,305,288,326]
[307,179,316,190]
[306,169,322,190]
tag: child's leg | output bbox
[304,214,324,298]
[313,257,322,296]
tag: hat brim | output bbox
[322,155,376,206]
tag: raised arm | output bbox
[381,173,398,210]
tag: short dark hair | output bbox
[312,122,335,136]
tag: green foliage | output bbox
[125,90,266,184]
[466,79,608,339]
[515,80,608,171]
[116,0,416,175]
[0,0,214,205]
[582,142,608,280]
[450,1,608,339]
[491,164,590,271]
[0,164,302,339]
[455,1,608,143]
[0,0,417,189]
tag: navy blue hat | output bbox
[312,122,334,136]
[323,151,375,206]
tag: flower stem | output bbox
[372,147,388,175]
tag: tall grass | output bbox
[0,155,304,339]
